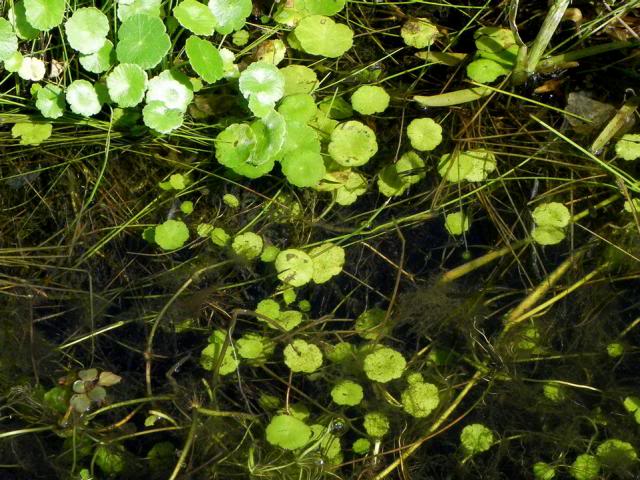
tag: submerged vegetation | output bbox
[1,0,640,478]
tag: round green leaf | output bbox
[351,85,390,115]
[353,438,371,455]
[118,0,162,22]
[407,118,442,151]
[143,101,184,134]
[328,121,378,167]
[173,0,217,35]
[200,330,238,375]
[532,202,570,228]
[460,423,495,455]
[532,225,565,246]
[66,80,102,117]
[401,18,439,48]
[395,150,425,185]
[35,84,66,119]
[185,36,223,84]
[278,94,317,123]
[65,7,109,54]
[18,56,46,81]
[231,232,263,260]
[309,243,345,284]
[331,380,363,406]
[146,70,193,112]
[154,219,189,250]
[283,339,323,373]
[281,65,318,96]
[0,18,18,62]
[280,150,326,188]
[106,63,148,108]
[24,0,65,31]
[266,415,312,450]
[116,14,171,70]
[596,439,637,471]
[467,58,511,83]
[363,412,389,438]
[237,333,273,361]
[401,382,439,418]
[377,164,407,197]
[8,1,39,40]
[533,462,556,480]
[275,249,314,287]
[445,212,470,235]
[214,123,259,173]
[4,51,23,73]
[294,15,353,58]
[355,308,391,340]
[11,121,52,145]
[208,0,252,34]
[615,134,640,161]
[79,40,115,74]
[438,149,496,182]
[239,61,285,117]
[570,454,600,480]
[305,0,346,15]
[363,347,406,383]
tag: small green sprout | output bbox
[24,0,65,31]
[173,0,217,36]
[210,227,230,246]
[438,149,496,182]
[293,15,353,58]
[231,232,263,260]
[615,134,640,160]
[266,414,312,450]
[222,193,240,208]
[159,173,189,190]
[185,36,223,84]
[363,347,406,383]
[596,439,637,472]
[179,201,193,215]
[298,299,311,312]
[352,438,371,455]
[570,454,600,480]
[281,286,296,305]
[64,7,109,55]
[207,0,252,34]
[106,63,149,108]
[200,329,239,375]
[623,396,640,424]
[260,245,280,262]
[355,308,390,340]
[154,219,189,250]
[70,368,122,413]
[11,121,52,145]
[363,412,390,438]
[351,85,390,115]
[328,120,378,167]
[606,341,624,357]
[401,381,439,418]
[275,249,314,287]
[66,80,102,116]
[331,380,364,406]
[542,383,566,402]
[460,423,495,456]
[116,14,171,70]
[232,29,249,46]
[445,212,470,235]
[281,65,319,95]
[401,18,439,48]
[533,462,556,480]
[309,243,345,284]
[283,339,323,373]
[239,61,285,117]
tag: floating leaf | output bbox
[353,438,371,455]
[363,347,406,383]
[533,462,556,480]
[237,333,274,361]
[460,423,495,455]
[231,232,263,260]
[210,227,230,247]
[266,415,312,450]
[275,249,314,287]
[208,0,252,34]
[8,1,39,40]
[65,7,109,54]
[146,70,193,112]
[12,122,52,145]
[407,118,442,151]
[351,85,390,115]
[200,330,238,375]
[355,308,391,340]
[281,65,318,95]
[185,36,224,84]
[117,0,162,21]
[154,219,189,250]
[143,101,184,134]
[0,18,18,62]
[18,57,46,81]
[24,0,65,31]
[79,40,115,74]
[328,121,378,167]
[278,94,317,123]
[294,15,353,58]
[280,151,325,188]
[401,18,439,48]
[363,412,389,438]
[116,14,171,70]
[595,439,637,472]
[106,63,148,108]
[532,225,565,246]
[331,380,363,406]
[438,149,496,182]
[402,381,439,418]
[445,212,470,235]
[309,243,345,284]
[239,61,285,117]
[35,84,66,119]
[569,454,600,480]
[283,339,323,373]
[95,445,127,476]
[467,58,511,83]
[173,0,216,35]
[615,134,640,161]
[532,202,570,228]
[66,80,102,116]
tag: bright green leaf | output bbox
[532,202,570,228]
[460,423,495,455]
[401,18,439,48]
[275,249,314,287]
[208,0,252,34]
[0,18,18,62]
[331,380,363,406]
[570,454,600,480]
[79,40,115,74]
[35,84,66,119]
[154,219,189,250]
[118,0,162,21]
[328,120,378,167]
[24,0,65,31]
[173,0,217,35]
[309,243,345,284]
[532,225,565,246]
[8,1,39,40]
[363,412,389,438]
[445,212,470,235]
[351,85,390,115]
[116,14,171,70]
[615,134,640,161]
[66,80,102,117]
[280,151,326,188]
[185,36,224,84]
[12,121,52,145]
[65,7,109,54]
[407,118,442,151]
[284,339,323,373]
[294,15,353,58]
[231,232,263,260]
[146,70,193,112]
[143,101,184,134]
[467,58,511,83]
[266,415,312,450]
[239,61,285,117]
[363,347,406,383]
[402,382,439,418]
[106,63,149,107]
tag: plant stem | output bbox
[525,0,570,75]
[537,41,638,72]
